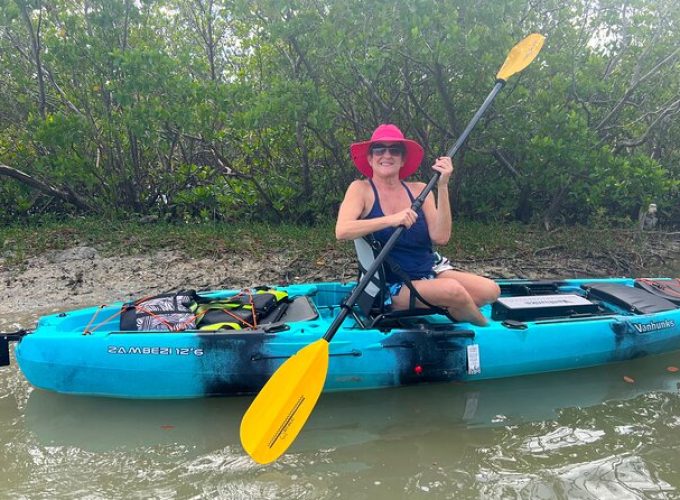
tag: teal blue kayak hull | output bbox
[12,279,680,399]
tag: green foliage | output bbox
[0,0,678,228]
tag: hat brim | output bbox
[350,138,424,179]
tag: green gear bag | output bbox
[195,289,288,330]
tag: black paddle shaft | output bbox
[323,80,507,343]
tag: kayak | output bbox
[4,277,680,399]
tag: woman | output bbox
[335,124,500,326]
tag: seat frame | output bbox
[352,236,456,328]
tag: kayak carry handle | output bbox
[1,330,31,367]
[2,329,31,341]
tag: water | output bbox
[2,312,680,499]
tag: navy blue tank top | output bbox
[364,179,435,282]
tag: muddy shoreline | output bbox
[2,232,678,329]
[0,246,357,324]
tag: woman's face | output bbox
[368,142,405,177]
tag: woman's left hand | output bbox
[433,156,454,185]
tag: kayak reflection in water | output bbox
[335,124,500,326]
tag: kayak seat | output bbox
[353,236,456,328]
[634,278,680,306]
[582,282,678,314]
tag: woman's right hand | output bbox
[389,208,418,228]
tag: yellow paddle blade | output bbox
[496,33,545,82]
[240,339,329,464]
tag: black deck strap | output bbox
[583,282,678,314]
[634,279,680,306]
[499,280,563,296]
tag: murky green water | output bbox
[3,312,680,499]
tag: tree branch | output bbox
[432,61,461,139]
[491,149,522,178]
[613,97,680,153]
[207,146,283,223]
[0,164,94,211]
[18,0,47,119]
[596,47,680,131]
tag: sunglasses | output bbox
[370,144,405,156]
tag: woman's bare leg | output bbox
[391,277,492,326]
[434,270,501,307]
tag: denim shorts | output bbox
[386,252,455,305]
[387,274,434,305]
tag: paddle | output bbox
[240,33,546,464]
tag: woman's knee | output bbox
[477,280,501,306]
[440,276,499,306]
[465,279,500,307]
[440,280,471,306]
[473,278,501,307]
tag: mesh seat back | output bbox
[353,236,388,316]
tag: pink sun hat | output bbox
[350,124,424,179]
